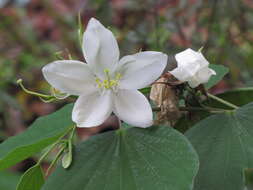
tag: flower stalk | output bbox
[207,93,239,109]
[152,106,226,114]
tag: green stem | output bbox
[37,142,59,165]
[78,12,83,48]
[37,126,75,164]
[69,126,76,142]
[46,145,66,175]
[207,93,239,109]
[179,106,225,114]
[153,106,226,114]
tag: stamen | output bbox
[95,69,122,90]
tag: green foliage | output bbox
[42,126,199,190]
[0,171,20,190]
[139,87,151,94]
[186,103,253,190]
[16,164,45,190]
[206,88,253,109]
[174,111,210,133]
[205,64,229,89]
[0,1,253,189]
[0,104,74,171]
[244,168,253,190]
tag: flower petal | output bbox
[196,67,216,83]
[72,90,113,128]
[117,51,167,90]
[113,89,153,128]
[171,48,215,88]
[175,48,209,68]
[82,18,119,79]
[42,60,97,96]
[187,67,216,88]
[170,67,193,81]
[187,76,201,88]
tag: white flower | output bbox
[170,48,216,88]
[42,18,167,128]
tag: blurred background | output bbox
[1,0,253,186]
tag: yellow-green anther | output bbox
[95,78,103,88]
[95,70,121,90]
[103,80,110,88]
[104,69,111,83]
[110,80,118,86]
[104,68,110,74]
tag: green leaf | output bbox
[244,168,253,190]
[16,164,45,190]
[0,104,74,171]
[174,111,211,133]
[205,88,253,109]
[186,103,253,190]
[42,126,199,190]
[205,64,229,89]
[139,87,151,94]
[0,171,20,190]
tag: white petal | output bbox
[170,67,193,81]
[117,51,167,90]
[210,68,217,75]
[171,48,214,87]
[72,90,113,128]
[188,76,201,88]
[175,48,209,69]
[187,67,216,88]
[174,48,210,79]
[82,18,119,78]
[196,67,216,83]
[113,89,153,128]
[42,60,97,96]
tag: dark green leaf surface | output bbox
[17,164,45,190]
[186,103,253,190]
[0,104,74,171]
[205,88,253,109]
[0,171,20,190]
[205,64,229,89]
[43,126,199,190]
[244,168,253,190]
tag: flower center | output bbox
[95,69,122,90]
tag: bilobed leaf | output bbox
[205,64,229,89]
[16,164,45,190]
[42,126,199,190]
[186,103,253,190]
[205,88,253,109]
[0,171,20,190]
[174,111,211,133]
[0,104,74,171]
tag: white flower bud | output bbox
[170,48,216,88]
